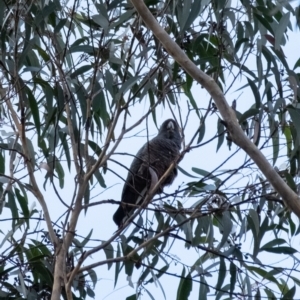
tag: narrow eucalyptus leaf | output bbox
[229,262,236,296]
[275,12,290,50]
[102,242,114,270]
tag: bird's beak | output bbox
[167,121,175,130]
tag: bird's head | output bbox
[158,119,181,148]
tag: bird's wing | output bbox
[113,119,181,227]
[113,148,158,227]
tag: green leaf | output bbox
[294,57,300,70]
[197,118,206,144]
[0,266,17,279]
[229,262,236,296]
[264,288,276,299]
[109,54,123,65]
[245,271,252,298]
[186,73,193,92]
[146,265,169,284]
[230,61,257,79]
[0,1,5,25]
[124,260,134,278]
[284,170,297,192]
[92,13,109,32]
[287,106,300,138]
[70,65,92,79]
[144,288,156,300]
[0,225,20,249]
[54,18,67,33]
[248,209,259,237]
[261,238,286,250]
[86,286,95,298]
[0,151,5,174]
[54,158,65,188]
[102,242,114,270]
[94,169,106,188]
[42,83,54,118]
[247,209,261,258]
[59,132,71,171]
[27,87,41,137]
[272,125,279,166]
[114,243,121,287]
[31,264,53,285]
[192,167,220,182]
[25,138,36,168]
[245,265,279,286]
[234,37,249,54]
[88,140,102,156]
[110,10,135,28]
[176,268,192,300]
[18,36,38,70]
[23,66,46,75]
[254,288,261,299]
[257,54,263,86]
[254,13,274,34]
[92,82,109,125]
[283,126,292,156]
[33,45,51,64]
[34,2,58,26]
[216,212,232,250]
[216,118,225,152]
[239,108,259,124]
[247,78,261,108]
[262,246,297,255]
[199,276,209,300]
[84,183,90,214]
[271,47,290,71]
[15,188,29,227]
[74,83,88,125]
[121,240,140,277]
[139,256,158,284]
[283,286,295,299]
[216,258,226,292]
[55,82,65,115]
[7,191,18,231]
[69,45,94,54]
[116,76,141,102]
[178,166,198,178]
[30,240,51,256]
[275,12,290,50]
[177,0,192,32]
[79,229,93,252]
[87,269,97,289]
[244,264,282,290]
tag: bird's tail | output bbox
[113,206,125,227]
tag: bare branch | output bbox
[6,92,58,246]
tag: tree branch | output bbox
[6,93,58,246]
[129,0,300,218]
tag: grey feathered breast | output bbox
[113,119,181,227]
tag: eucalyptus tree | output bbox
[1,0,300,299]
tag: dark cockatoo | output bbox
[113,119,181,227]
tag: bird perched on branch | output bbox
[113,119,181,227]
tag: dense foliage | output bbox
[1,0,300,299]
